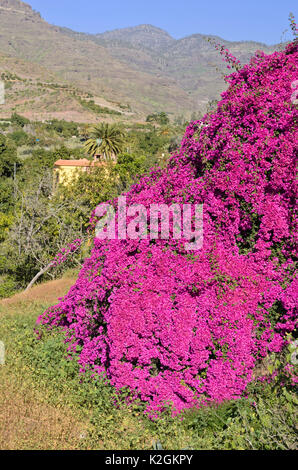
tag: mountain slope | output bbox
[0,50,130,122]
[59,23,278,111]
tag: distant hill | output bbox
[0,0,280,120]
[90,26,277,111]
[0,49,130,123]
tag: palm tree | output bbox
[84,123,125,161]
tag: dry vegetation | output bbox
[1,277,76,306]
[0,278,87,450]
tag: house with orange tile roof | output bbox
[53,157,107,187]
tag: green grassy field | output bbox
[0,279,297,450]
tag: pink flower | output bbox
[37,40,298,415]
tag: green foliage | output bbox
[20,146,85,178]
[0,134,19,178]
[267,301,287,327]
[236,200,262,255]
[0,275,18,298]
[84,123,125,160]
[78,97,122,116]
[0,170,87,290]
[183,387,297,449]
[44,119,79,138]
[10,112,30,128]
[1,72,23,81]
[0,178,15,213]
[8,130,35,147]
[137,129,167,156]
[51,145,85,161]
[59,165,118,212]
[61,151,156,210]
[0,301,296,450]
[0,116,169,296]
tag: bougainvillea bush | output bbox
[37,41,298,416]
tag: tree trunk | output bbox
[25,262,53,291]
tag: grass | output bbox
[0,280,85,450]
[0,279,297,450]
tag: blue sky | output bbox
[27,0,297,45]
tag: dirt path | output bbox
[0,278,76,307]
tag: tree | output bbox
[137,129,168,156]
[0,134,19,178]
[146,112,170,126]
[84,123,125,161]
[113,153,148,192]
[60,153,150,210]
[79,124,90,142]
[60,164,117,211]
[45,119,79,138]
[168,136,181,153]
[8,129,35,146]
[1,171,88,290]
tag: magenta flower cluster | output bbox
[210,40,242,70]
[50,239,82,268]
[37,42,298,416]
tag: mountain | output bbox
[0,1,193,117]
[96,24,176,52]
[89,27,277,110]
[0,0,279,119]
[0,49,131,123]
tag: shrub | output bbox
[45,119,79,138]
[146,112,170,126]
[11,112,30,128]
[0,275,18,298]
[78,98,122,116]
[8,130,35,146]
[38,41,298,416]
